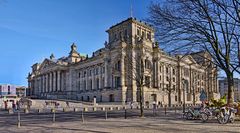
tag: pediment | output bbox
[182,55,197,65]
[38,59,58,71]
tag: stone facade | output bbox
[219,78,240,101]
[28,18,220,105]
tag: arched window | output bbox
[90,79,93,90]
[81,96,84,101]
[87,96,90,102]
[96,78,99,89]
[115,60,121,71]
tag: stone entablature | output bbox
[28,17,220,105]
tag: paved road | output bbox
[0,108,239,133]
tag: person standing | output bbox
[12,101,16,111]
[16,101,20,111]
[4,101,8,110]
[153,101,157,116]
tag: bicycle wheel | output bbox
[186,112,193,120]
[182,112,188,119]
[217,113,229,124]
[200,112,208,122]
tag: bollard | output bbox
[81,110,84,123]
[164,105,167,115]
[24,108,29,114]
[8,109,13,114]
[51,108,56,123]
[105,109,108,120]
[17,110,20,128]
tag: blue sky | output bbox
[0,0,157,86]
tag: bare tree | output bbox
[163,67,175,107]
[211,0,240,73]
[124,44,152,117]
[148,0,240,104]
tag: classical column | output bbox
[99,75,102,89]
[49,72,52,92]
[156,60,159,88]
[39,76,42,93]
[121,56,125,86]
[57,71,61,91]
[42,75,45,93]
[53,71,56,91]
[61,72,64,91]
[46,74,49,93]
[104,58,109,88]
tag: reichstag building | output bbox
[28,18,220,105]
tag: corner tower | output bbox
[106,18,155,46]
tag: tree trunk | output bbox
[168,91,171,107]
[139,86,144,117]
[226,73,234,104]
[193,90,195,106]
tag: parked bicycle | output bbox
[183,106,207,121]
[199,106,237,124]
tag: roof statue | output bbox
[50,53,55,60]
[69,43,80,57]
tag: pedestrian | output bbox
[16,101,20,111]
[153,101,157,116]
[4,101,8,110]
[12,101,16,111]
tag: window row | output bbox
[78,67,105,78]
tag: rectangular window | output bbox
[96,78,100,89]
[79,72,81,78]
[115,61,121,71]
[142,31,145,37]
[8,86,10,94]
[84,71,86,77]
[173,69,175,75]
[147,32,151,40]
[89,70,92,76]
[124,29,128,37]
[115,77,121,87]
[95,68,97,75]
[102,67,105,74]
[137,29,140,36]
